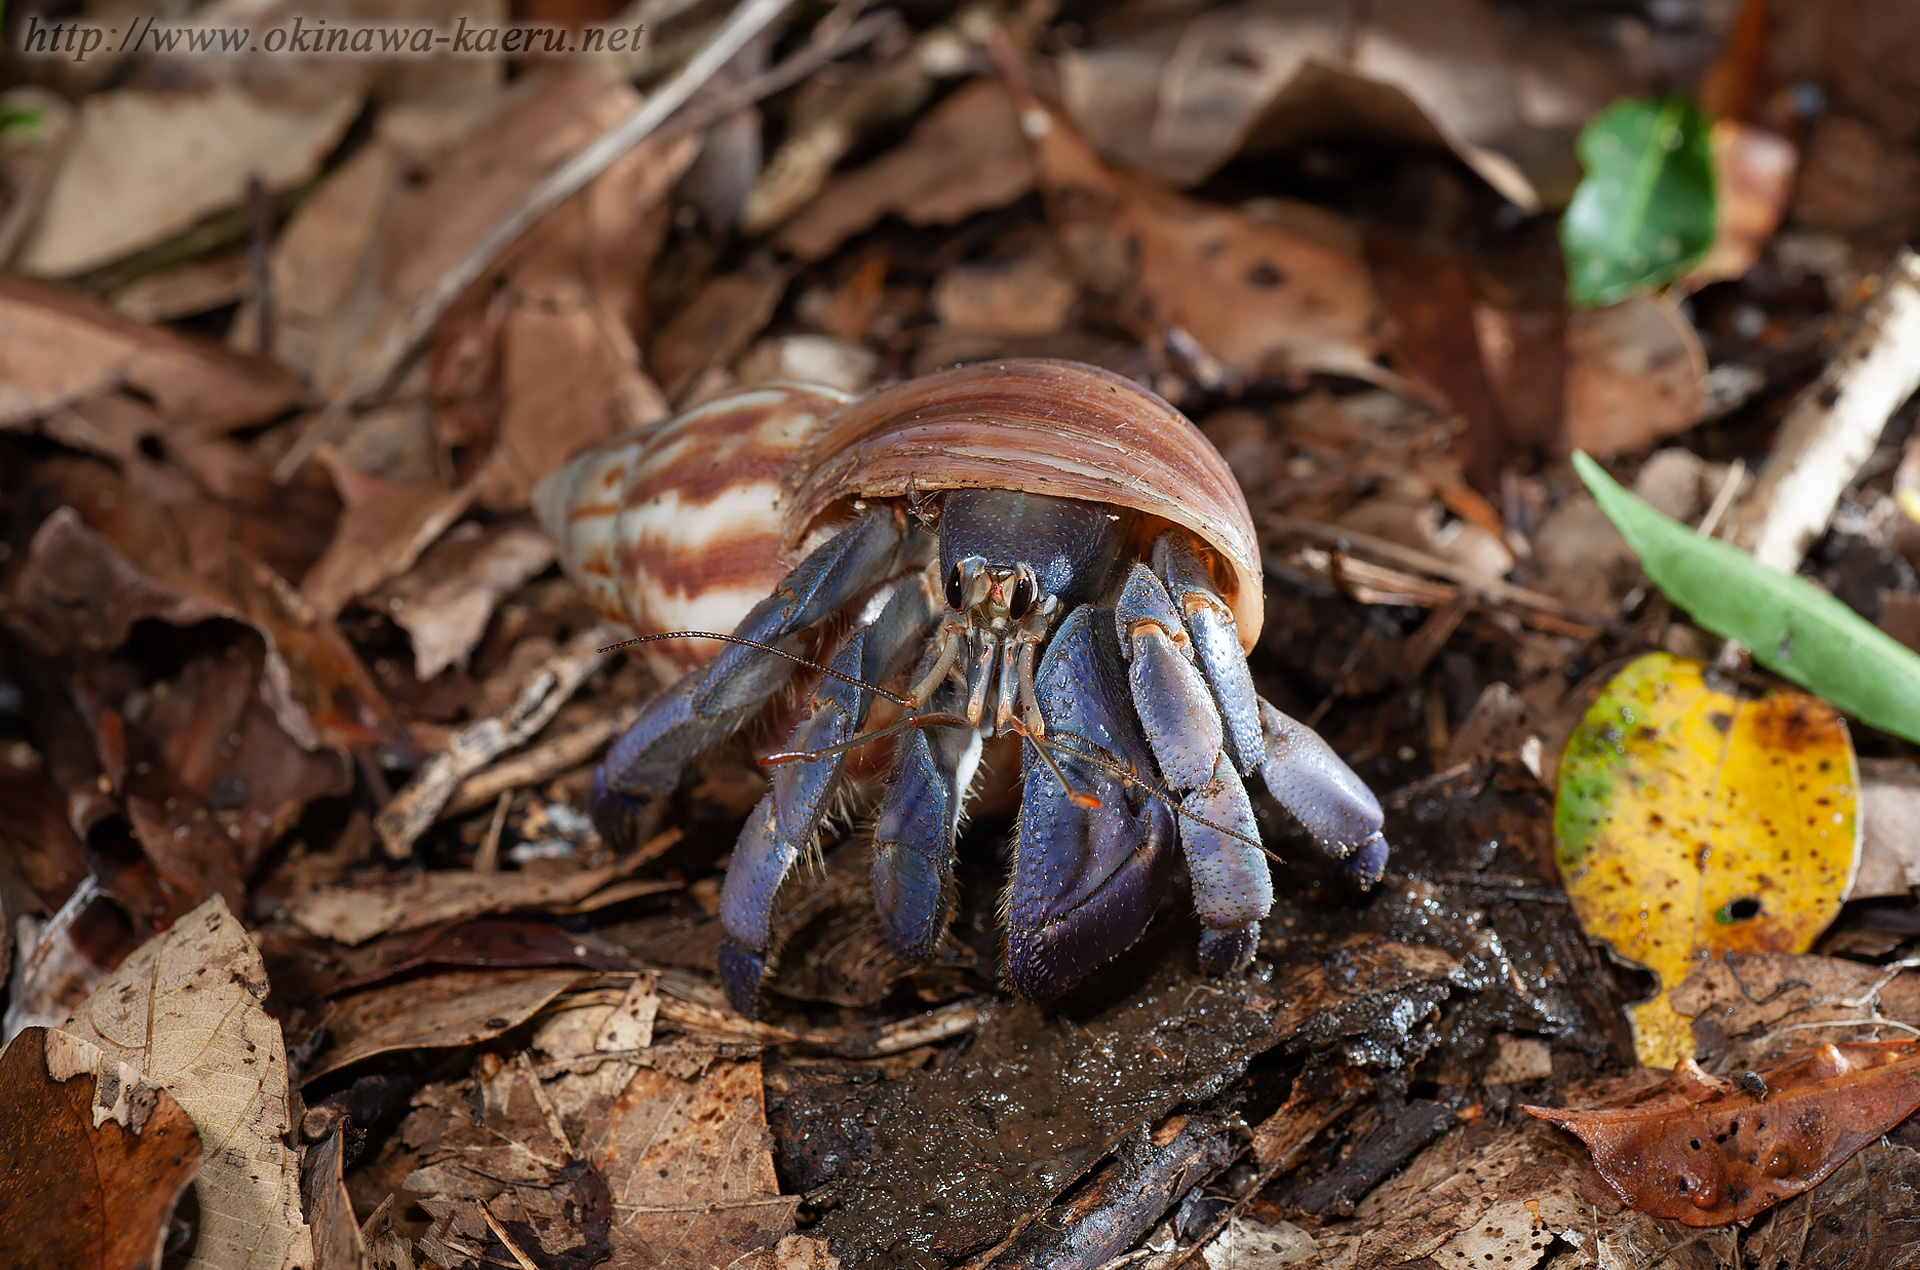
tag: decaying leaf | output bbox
[1554,652,1860,1065]
[288,856,678,945]
[369,520,555,680]
[1527,1041,1920,1225]
[302,1127,372,1270]
[1562,295,1708,458]
[18,85,360,278]
[0,275,305,433]
[60,896,314,1270]
[0,1026,202,1270]
[305,967,589,1084]
[1014,88,1386,385]
[776,77,1037,263]
[396,1051,793,1270]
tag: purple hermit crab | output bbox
[534,359,1387,1014]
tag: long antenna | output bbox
[603,629,1273,859]
[600,631,910,706]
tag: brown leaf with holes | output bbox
[0,1027,202,1270]
[61,896,313,1269]
[1526,1041,1920,1225]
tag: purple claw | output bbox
[1005,607,1176,999]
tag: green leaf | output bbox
[0,105,43,140]
[1574,451,1920,745]
[1561,97,1717,308]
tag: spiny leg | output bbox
[871,668,979,964]
[1006,605,1177,999]
[592,507,910,844]
[1154,529,1389,888]
[716,568,941,1015]
[1115,564,1268,976]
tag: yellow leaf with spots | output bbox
[1554,653,1859,1068]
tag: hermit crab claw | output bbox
[532,359,1391,1015]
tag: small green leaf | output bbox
[0,105,43,139]
[1574,451,1920,744]
[1562,97,1717,308]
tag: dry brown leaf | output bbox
[1684,122,1798,290]
[302,1128,372,1270]
[305,968,589,1084]
[724,1234,842,1270]
[931,243,1078,339]
[369,521,555,680]
[288,857,678,946]
[1562,295,1708,458]
[300,467,478,620]
[1527,1043,1920,1226]
[777,77,1037,263]
[1318,1116,1733,1270]
[61,896,314,1270]
[0,1026,202,1270]
[18,86,359,277]
[1057,0,1547,208]
[109,250,253,324]
[0,87,74,264]
[0,275,305,433]
[649,260,794,403]
[1017,91,1386,384]
[578,1059,797,1268]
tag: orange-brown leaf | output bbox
[1526,1040,1920,1225]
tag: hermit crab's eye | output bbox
[1009,575,1035,620]
[945,563,965,610]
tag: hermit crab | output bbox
[534,359,1387,1013]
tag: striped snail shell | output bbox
[532,360,1263,683]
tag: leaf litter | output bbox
[8,1,1920,1267]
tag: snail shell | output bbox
[532,384,853,682]
[533,360,1263,683]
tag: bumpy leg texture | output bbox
[591,508,908,845]
[1154,530,1390,889]
[1115,566,1268,976]
[1256,700,1388,887]
[716,570,940,1014]
[1005,607,1176,999]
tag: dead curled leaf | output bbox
[0,1026,202,1270]
[288,851,680,946]
[304,967,590,1084]
[60,896,313,1270]
[1527,1041,1920,1225]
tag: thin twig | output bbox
[1266,515,1617,635]
[374,624,624,858]
[479,1204,541,1270]
[271,0,799,482]
[474,790,512,872]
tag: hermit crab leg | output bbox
[1256,700,1389,887]
[1115,564,1268,977]
[1153,530,1389,888]
[591,507,910,840]
[870,670,981,965]
[1151,531,1264,773]
[1005,606,1178,999]
[716,570,941,1015]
